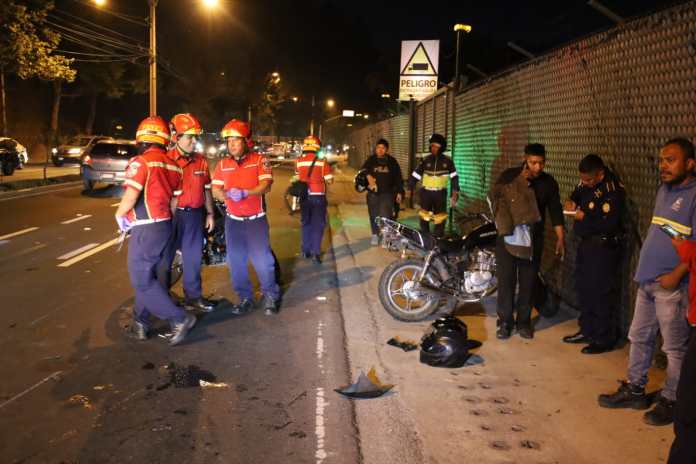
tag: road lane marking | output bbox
[0,227,39,241]
[0,184,82,202]
[110,202,120,207]
[315,320,327,464]
[61,214,92,225]
[57,243,99,260]
[57,236,121,267]
[0,371,63,411]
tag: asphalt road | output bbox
[0,162,80,183]
[0,167,360,463]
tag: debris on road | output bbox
[199,380,229,388]
[167,363,217,388]
[67,394,93,409]
[93,384,113,391]
[141,362,155,370]
[335,367,393,399]
[521,439,541,450]
[386,336,418,352]
[316,296,327,301]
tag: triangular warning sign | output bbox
[401,42,437,76]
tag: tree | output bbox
[74,62,126,134]
[0,1,75,137]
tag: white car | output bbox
[0,137,28,168]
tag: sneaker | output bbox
[598,381,651,409]
[371,235,380,246]
[263,295,280,316]
[496,323,512,340]
[563,331,590,344]
[230,298,254,316]
[301,251,312,259]
[169,313,197,346]
[643,396,675,426]
[312,254,322,264]
[184,296,216,313]
[131,318,149,341]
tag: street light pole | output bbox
[310,95,316,135]
[453,24,472,88]
[148,0,158,116]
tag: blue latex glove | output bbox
[226,188,249,202]
[115,215,132,233]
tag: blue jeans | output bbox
[627,281,690,400]
[224,215,280,301]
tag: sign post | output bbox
[398,40,439,101]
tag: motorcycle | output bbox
[376,210,498,322]
[170,200,227,285]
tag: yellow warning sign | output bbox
[401,42,437,76]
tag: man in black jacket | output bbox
[494,143,565,340]
[360,139,404,246]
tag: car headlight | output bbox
[195,142,203,152]
[207,146,217,155]
[68,148,82,154]
[52,148,58,154]
[218,143,226,151]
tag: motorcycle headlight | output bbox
[68,148,82,154]
[51,148,58,154]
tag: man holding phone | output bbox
[562,154,625,354]
[599,138,695,427]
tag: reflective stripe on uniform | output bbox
[226,212,266,221]
[652,216,692,235]
[146,161,183,174]
[411,171,422,180]
[125,179,143,190]
[422,174,449,190]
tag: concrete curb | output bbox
[0,180,83,201]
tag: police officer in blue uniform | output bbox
[563,154,625,354]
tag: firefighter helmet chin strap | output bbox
[175,136,194,157]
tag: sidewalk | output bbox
[328,168,674,464]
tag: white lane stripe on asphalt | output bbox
[0,227,39,241]
[60,214,92,225]
[57,243,100,260]
[0,184,82,202]
[110,202,120,207]
[57,236,121,268]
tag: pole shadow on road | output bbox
[330,237,372,260]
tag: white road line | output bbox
[315,321,327,464]
[57,236,121,268]
[0,227,39,241]
[0,371,63,411]
[57,243,99,260]
[0,184,82,202]
[60,214,92,225]
[110,202,120,207]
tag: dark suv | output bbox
[80,139,137,191]
[0,138,21,176]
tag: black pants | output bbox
[668,327,696,464]
[575,239,620,345]
[367,192,395,235]
[496,236,542,328]
[419,189,447,237]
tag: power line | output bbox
[52,9,145,47]
[67,0,147,26]
[46,20,145,54]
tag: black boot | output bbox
[185,296,216,313]
[563,331,590,344]
[169,314,197,346]
[496,323,512,340]
[518,325,534,339]
[312,254,322,264]
[230,298,254,315]
[598,381,651,409]
[643,396,675,426]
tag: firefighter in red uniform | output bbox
[296,135,333,263]
[211,119,281,315]
[115,116,196,346]
[158,113,216,312]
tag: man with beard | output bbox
[599,138,694,427]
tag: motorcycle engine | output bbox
[463,248,496,294]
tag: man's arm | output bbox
[248,179,272,196]
[116,188,140,218]
[548,178,565,257]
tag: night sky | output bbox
[50,0,682,135]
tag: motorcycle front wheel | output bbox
[170,250,183,286]
[378,258,454,322]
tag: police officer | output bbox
[211,119,281,316]
[115,116,196,346]
[159,113,216,312]
[563,154,625,354]
[296,135,333,264]
[408,133,459,237]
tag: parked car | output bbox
[0,138,21,176]
[0,137,28,169]
[195,132,227,159]
[80,139,137,191]
[52,135,113,166]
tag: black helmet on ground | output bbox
[429,133,447,153]
[430,315,468,338]
[420,329,470,368]
[354,169,369,193]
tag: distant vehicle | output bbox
[0,137,28,169]
[80,139,137,192]
[0,138,22,176]
[52,135,114,166]
[195,132,226,159]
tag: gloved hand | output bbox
[226,188,249,202]
[115,215,132,233]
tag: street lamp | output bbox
[326,99,335,109]
[94,0,106,5]
[202,0,219,7]
[453,23,472,87]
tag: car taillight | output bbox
[82,155,92,165]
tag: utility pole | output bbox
[148,0,158,116]
[453,24,472,88]
[309,95,316,135]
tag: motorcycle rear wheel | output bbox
[378,258,454,322]
[170,250,183,286]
